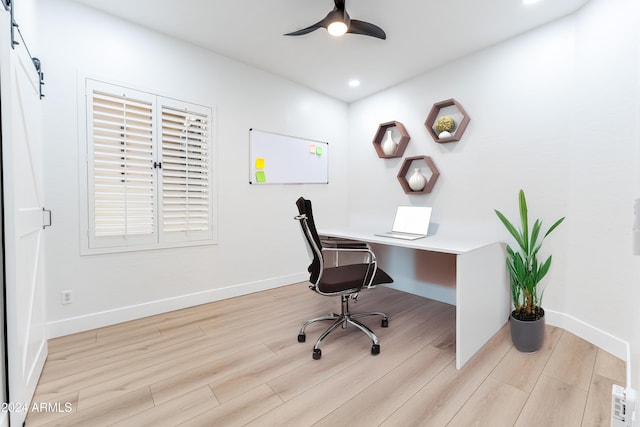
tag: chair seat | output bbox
[318,263,393,294]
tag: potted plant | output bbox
[495,189,565,352]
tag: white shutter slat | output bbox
[91,89,155,239]
[160,104,211,236]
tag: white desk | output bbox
[319,227,510,369]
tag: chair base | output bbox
[298,294,388,360]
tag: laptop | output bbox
[375,206,432,240]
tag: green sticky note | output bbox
[315,146,323,156]
[255,158,265,169]
[255,171,266,183]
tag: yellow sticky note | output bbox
[255,158,265,169]
[255,171,266,183]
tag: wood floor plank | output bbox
[36,334,223,403]
[252,310,457,426]
[543,330,598,391]
[24,391,79,427]
[313,345,453,427]
[209,340,310,404]
[490,325,563,392]
[38,387,155,427]
[380,325,513,427]
[110,386,218,427]
[149,343,274,405]
[177,385,283,427]
[447,377,529,427]
[515,375,589,427]
[75,339,264,411]
[41,328,205,381]
[27,283,625,427]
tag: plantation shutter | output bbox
[83,79,216,253]
[87,81,157,249]
[159,98,214,243]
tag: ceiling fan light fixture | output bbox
[327,20,348,36]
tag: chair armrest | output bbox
[320,236,369,250]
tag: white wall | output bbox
[38,0,349,336]
[347,0,640,383]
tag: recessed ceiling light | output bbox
[348,79,361,88]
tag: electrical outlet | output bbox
[61,290,73,305]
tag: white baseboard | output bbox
[545,308,630,363]
[47,273,308,339]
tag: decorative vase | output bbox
[408,168,426,192]
[510,308,545,353]
[381,129,396,156]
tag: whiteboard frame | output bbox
[249,128,329,184]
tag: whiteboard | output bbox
[249,129,329,184]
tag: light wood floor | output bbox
[27,284,625,426]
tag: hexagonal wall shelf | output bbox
[397,155,440,194]
[425,98,470,143]
[372,120,410,158]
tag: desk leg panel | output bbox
[455,242,510,369]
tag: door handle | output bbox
[42,207,52,229]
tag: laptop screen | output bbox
[391,206,432,234]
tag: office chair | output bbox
[294,197,394,360]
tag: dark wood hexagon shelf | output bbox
[397,155,440,194]
[372,120,410,158]
[425,98,470,143]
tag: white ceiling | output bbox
[70,0,590,103]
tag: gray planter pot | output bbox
[510,308,545,352]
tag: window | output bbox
[82,79,216,253]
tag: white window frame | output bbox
[79,78,217,254]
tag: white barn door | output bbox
[1,15,47,427]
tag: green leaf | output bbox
[518,190,529,253]
[495,209,526,252]
[545,217,566,238]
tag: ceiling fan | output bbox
[284,0,386,40]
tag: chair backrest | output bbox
[295,197,323,284]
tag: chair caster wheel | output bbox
[297,334,306,343]
[371,344,380,355]
[312,348,322,360]
[381,318,389,328]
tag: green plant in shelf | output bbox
[494,189,565,321]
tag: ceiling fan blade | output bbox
[348,19,386,40]
[284,20,324,36]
